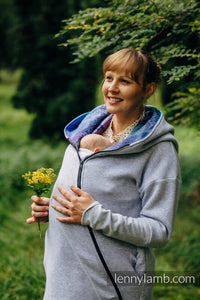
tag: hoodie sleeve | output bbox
[81,143,181,248]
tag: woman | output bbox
[27,48,181,300]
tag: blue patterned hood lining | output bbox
[64,104,177,152]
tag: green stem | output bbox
[37,218,41,238]
[37,193,42,238]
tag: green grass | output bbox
[0,202,47,300]
[0,70,200,299]
[0,71,66,299]
[0,70,34,144]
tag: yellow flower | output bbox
[22,167,56,237]
[22,168,56,196]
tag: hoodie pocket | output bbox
[134,247,155,273]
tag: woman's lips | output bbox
[108,97,123,104]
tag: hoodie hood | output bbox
[64,104,178,153]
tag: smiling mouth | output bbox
[108,97,123,103]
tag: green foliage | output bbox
[180,231,200,275]
[180,154,200,194]
[157,194,200,284]
[0,140,66,213]
[165,88,200,129]
[56,0,200,129]
[0,0,20,70]
[11,0,102,140]
[0,70,66,214]
[0,208,47,299]
[0,73,65,299]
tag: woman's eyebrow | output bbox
[120,75,134,80]
[105,71,134,80]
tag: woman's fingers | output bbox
[55,216,74,223]
[57,186,77,201]
[32,209,49,218]
[31,201,49,218]
[31,195,50,206]
[70,185,84,196]
[26,216,48,224]
[53,192,73,208]
[26,196,50,224]
[31,202,49,212]
[26,216,37,224]
[51,203,70,215]
[52,186,96,224]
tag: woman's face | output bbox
[102,70,147,120]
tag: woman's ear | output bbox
[145,82,156,99]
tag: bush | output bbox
[0,140,66,223]
[180,154,200,194]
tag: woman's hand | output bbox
[26,196,50,224]
[52,185,96,224]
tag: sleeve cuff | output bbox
[81,201,101,225]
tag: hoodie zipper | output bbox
[74,144,123,300]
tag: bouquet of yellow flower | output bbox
[22,168,56,235]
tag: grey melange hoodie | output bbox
[43,105,181,300]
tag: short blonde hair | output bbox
[103,48,161,87]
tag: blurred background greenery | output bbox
[0,0,200,299]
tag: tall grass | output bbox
[0,71,200,299]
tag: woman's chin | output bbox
[105,101,123,114]
[105,105,117,114]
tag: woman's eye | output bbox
[121,79,130,84]
[105,76,112,81]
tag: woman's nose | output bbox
[108,80,119,93]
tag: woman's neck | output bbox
[111,107,144,135]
